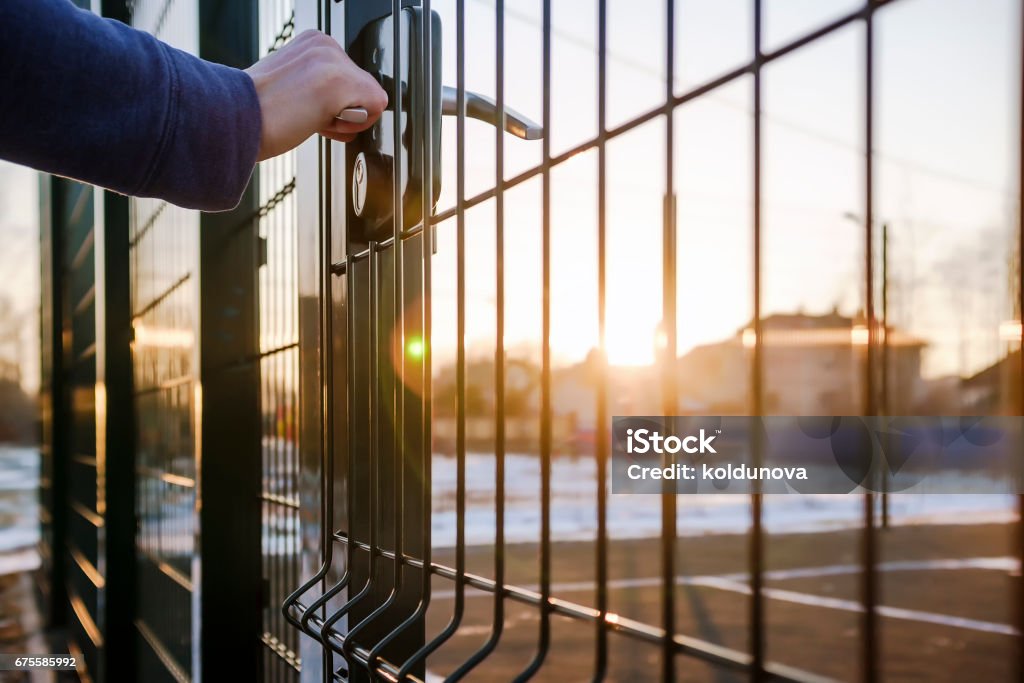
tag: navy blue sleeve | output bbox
[0,0,262,212]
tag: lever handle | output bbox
[360,75,544,141]
[441,86,543,140]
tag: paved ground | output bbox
[0,566,58,683]
[0,445,55,683]
[0,520,1018,681]
[1,434,1019,681]
[415,522,1021,682]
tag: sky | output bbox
[421,0,1021,380]
[0,162,40,394]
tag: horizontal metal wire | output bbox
[128,201,168,248]
[135,618,190,683]
[261,631,302,671]
[260,491,300,510]
[435,7,867,218]
[266,11,296,54]
[325,3,876,276]
[219,178,297,248]
[308,533,833,683]
[287,1,1010,682]
[297,609,422,683]
[130,273,191,321]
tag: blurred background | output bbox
[0,161,43,671]
[420,2,1024,680]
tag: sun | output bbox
[604,323,658,367]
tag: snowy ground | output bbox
[0,445,40,574]
[2,444,1016,558]
[429,452,1018,548]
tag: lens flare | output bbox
[406,337,425,359]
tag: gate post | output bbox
[196,1,262,680]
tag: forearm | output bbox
[0,0,261,211]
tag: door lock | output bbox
[344,3,542,244]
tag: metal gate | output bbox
[285,0,1024,681]
[128,1,302,681]
[39,1,305,680]
[128,2,206,678]
[258,3,303,681]
[38,2,137,661]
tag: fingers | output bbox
[320,130,357,144]
[325,116,379,136]
[325,62,387,139]
[352,71,389,116]
[293,28,330,46]
[298,31,388,128]
[327,48,389,122]
[333,82,388,127]
[246,28,388,159]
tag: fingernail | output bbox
[336,107,369,124]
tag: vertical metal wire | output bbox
[322,0,409,666]
[289,153,340,647]
[350,0,410,666]
[274,149,284,681]
[1018,2,1024,678]
[395,0,469,671]
[513,1,553,678]
[322,15,338,675]
[492,4,508,664]
[367,1,437,674]
[317,1,332,667]
[322,240,380,659]
[271,153,279,677]
[419,0,436,652]
[750,1,765,680]
[287,5,341,640]
[861,3,879,682]
[286,0,335,644]
[446,1,506,677]
[879,223,889,530]
[593,0,609,678]
[661,1,679,680]
[389,7,407,651]
[333,252,355,675]
[454,0,468,653]
[307,236,354,665]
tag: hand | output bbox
[245,30,388,161]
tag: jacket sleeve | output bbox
[0,0,262,212]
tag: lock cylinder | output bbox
[351,150,393,231]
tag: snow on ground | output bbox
[0,547,40,575]
[429,452,1018,548]
[1,444,1016,556]
[0,445,40,556]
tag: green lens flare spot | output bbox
[407,338,424,358]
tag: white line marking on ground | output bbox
[431,556,1020,636]
[691,577,1019,637]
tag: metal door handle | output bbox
[440,86,543,140]
[344,77,543,141]
[343,6,542,242]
